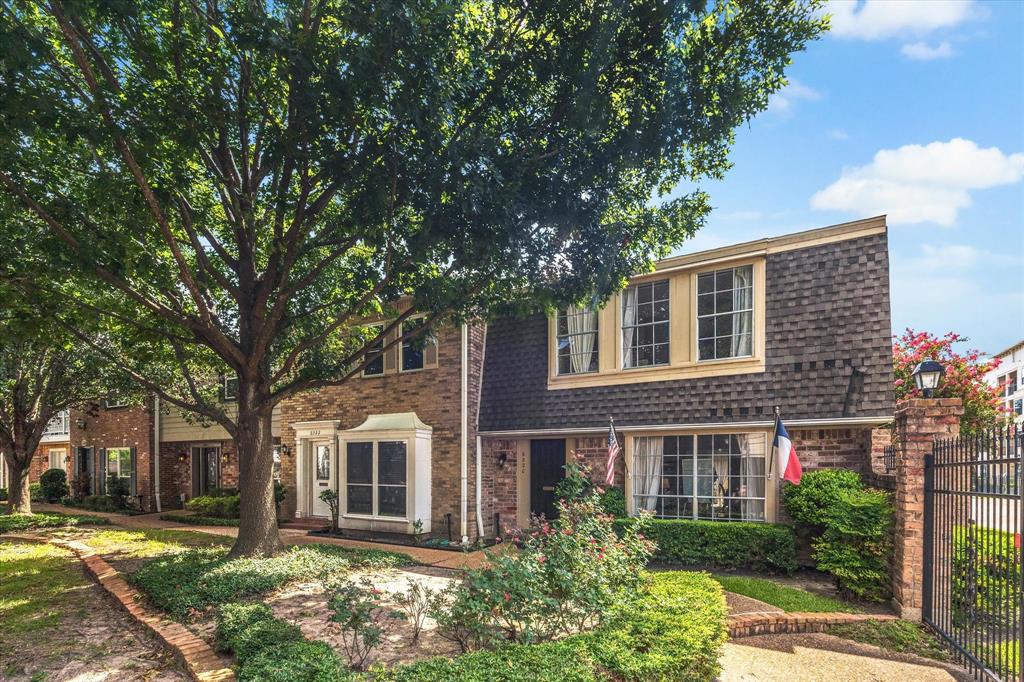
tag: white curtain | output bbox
[621,287,637,368]
[732,266,752,357]
[566,305,597,374]
[632,436,664,512]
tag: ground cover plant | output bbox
[132,543,412,618]
[161,513,242,527]
[711,575,860,613]
[0,510,110,533]
[827,620,951,663]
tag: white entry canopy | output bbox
[347,412,432,433]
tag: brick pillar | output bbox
[891,397,963,621]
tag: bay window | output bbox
[346,440,407,518]
[632,433,766,521]
[556,306,599,374]
[622,279,670,368]
[697,265,753,361]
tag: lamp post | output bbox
[912,359,945,398]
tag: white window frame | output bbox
[48,448,66,471]
[361,323,386,377]
[621,279,671,369]
[342,438,410,521]
[104,396,129,409]
[41,409,70,440]
[696,264,754,362]
[555,306,600,375]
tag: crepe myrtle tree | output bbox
[0,0,825,556]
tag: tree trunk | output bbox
[228,403,283,558]
[4,452,31,514]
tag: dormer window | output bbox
[556,306,599,375]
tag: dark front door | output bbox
[76,447,93,495]
[530,439,566,521]
[191,447,220,497]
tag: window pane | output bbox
[715,269,733,290]
[698,339,714,360]
[378,486,406,517]
[556,306,599,375]
[637,282,652,304]
[346,442,373,484]
[697,273,714,295]
[401,318,427,371]
[378,441,407,485]
[364,326,384,375]
[347,485,372,514]
[315,445,330,480]
[652,280,669,301]
[715,290,732,313]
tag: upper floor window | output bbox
[42,409,70,438]
[400,316,435,372]
[622,280,669,368]
[223,375,239,400]
[556,306,599,375]
[697,265,753,361]
[104,396,129,409]
[362,324,385,376]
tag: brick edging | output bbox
[728,610,898,638]
[1,533,234,682]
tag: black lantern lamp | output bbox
[912,359,945,398]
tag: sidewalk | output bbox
[34,503,490,570]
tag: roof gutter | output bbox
[153,395,162,513]
[478,415,893,438]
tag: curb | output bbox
[1,533,235,682]
[728,610,898,638]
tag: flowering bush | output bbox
[323,573,404,670]
[432,492,654,650]
[893,329,1006,432]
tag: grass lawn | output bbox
[0,509,111,533]
[713,574,860,613]
[827,620,951,663]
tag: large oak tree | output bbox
[0,0,825,556]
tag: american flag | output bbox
[605,417,620,486]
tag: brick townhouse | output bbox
[13,216,894,542]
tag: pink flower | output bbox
[537,554,546,564]
[504,592,511,602]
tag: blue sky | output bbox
[672,0,1023,356]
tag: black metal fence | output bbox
[923,426,1023,681]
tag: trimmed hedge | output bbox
[0,511,110,533]
[214,571,727,682]
[615,518,797,573]
[186,494,240,518]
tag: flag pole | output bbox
[768,405,781,479]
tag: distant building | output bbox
[986,340,1024,424]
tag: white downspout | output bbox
[153,395,162,513]
[460,323,469,544]
[474,323,487,539]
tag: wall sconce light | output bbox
[497,453,508,469]
[280,444,291,457]
[75,418,87,430]
[178,453,187,463]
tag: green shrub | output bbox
[555,462,627,517]
[186,494,240,518]
[39,468,69,502]
[160,513,241,527]
[386,571,727,682]
[432,493,654,649]
[615,518,797,573]
[63,494,123,513]
[781,469,863,528]
[29,483,42,502]
[106,475,133,510]
[131,544,411,618]
[598,487,626,518]
[952,525,1019,629]
[0,511,109,532]
[0,487,7,501]
[812,487,892,601]
[215,603,349,681]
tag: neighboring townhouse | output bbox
[985,339,1024,424]
[18,215,895,543]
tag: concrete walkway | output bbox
[720,633,971,681]
[35,504,490,570]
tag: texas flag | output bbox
[772,415,803,484]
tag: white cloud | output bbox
[767,79,823,116]
[810,138,1024,226]
[827,129,849,140]
[901,40,955,60]
[826,0,976,41]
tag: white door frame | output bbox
[292,420,340,518]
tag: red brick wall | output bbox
[568,435,625,489]
[279,322,486,539]
[29,441,71,482]
[481,438,518,534]
[157,439,237,509]
[789,427,877,475]
[73,402,156,509]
